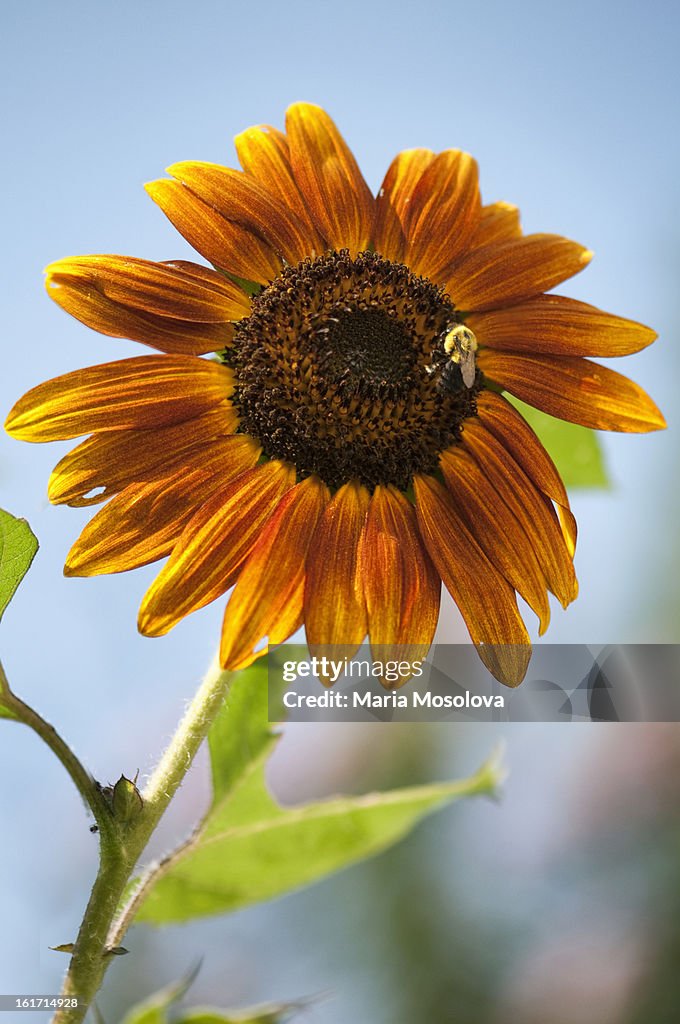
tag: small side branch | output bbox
[0,659,115,839]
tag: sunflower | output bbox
[5,104,665,686]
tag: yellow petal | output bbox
[357,485,440,681]
[166,161,321,265]
[446,234,592,312]
[403,149,481,282]
[440,447,552,633]
[138,460,295,636]
[234,123,326,255]
[65,435,261,576]
[478,350,666,432]
[470,201,522,248]
[414,473,531,686]
[48,402,238,507]
[461,419,578,607]
[145,179,281,284]
[469,294,657,357]
[286,102,375,254]
[372,149,436,263]
[220,476,329,670]
[44,256,248,355]
[304,479,370,665]
[475,390,578,556]
[46,255,249,321]
[5,356,233,442]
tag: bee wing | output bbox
[460,351,476,388]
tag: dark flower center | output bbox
[227,250,481,490]
[317,307,416,384]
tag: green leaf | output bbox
[506,396,610,489]
[176,997,317,1023]
[121,965,200,1024]
[207,659,282,803]
[132,656,504,925]
[0,509,38,718]
[0,508,38,622]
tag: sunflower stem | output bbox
[53,656,233,1024]
[140,654,233,815]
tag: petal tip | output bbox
[137,608,166,638]
[64,543,94,577]
[220,644,264,673]
[44,261,74,293]
[286,99,323,117]
[165,160,200,179]
[649,408,667,430]
[4,404,34,441]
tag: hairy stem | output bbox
[107,836,190,951]
[52,656,233,1024]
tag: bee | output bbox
[443,324,478,389]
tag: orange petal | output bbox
[44,294,234,358]
[446,234,592,312]
[470,201,522,248]
[413,474,531,686]
[469,294,657,357]
[220,476,330,670]
[372,149,436,263]
[44,256,248,355]
[304,479,370,664]
[47,256,248,321]
[48,402,238,507]
[64,435,261,576]
[138,459,295,636]
[234,123,326,254]
[478,350,666,432]
[475,390,577,556]
[166,161,321,266]
[285,102,375,254]
[403,149,481,282]
[460,419,578,607]
[145,179,281,284]
[5,356,233,442]
[357,485,440,680]
[440,447,551,633]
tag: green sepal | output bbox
[112,773,144,825]
[216,268,262,297]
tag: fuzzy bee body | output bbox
[443,324,478,389]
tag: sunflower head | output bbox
[229,248,480,492]
[5,103,665,687]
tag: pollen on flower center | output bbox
[227,250,481,490]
